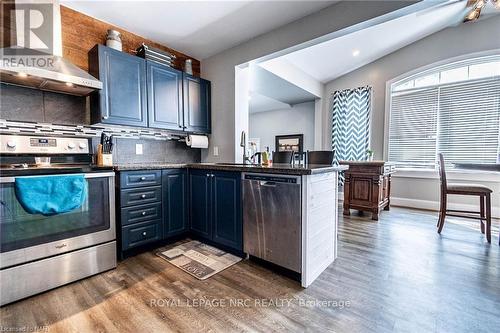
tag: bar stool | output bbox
[272,151,294,164]
[306,150,335,165]
[437,153,493,243]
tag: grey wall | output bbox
[201,1,416,163]
[249,101,315,152]
[323,17,500,216]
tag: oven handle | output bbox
[0,172,115,183]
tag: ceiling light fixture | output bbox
[464,0,500,22]
[18,72,28,78]
[65,82,74,87]
[466,8,481,21]
[476,0,486,8]
[352,50,360,57]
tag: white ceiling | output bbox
[61,0,337,60]
[280,0,471,83]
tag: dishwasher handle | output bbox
[243,173,299,184]
[259,181,276,187]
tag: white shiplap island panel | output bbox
[301,171,339,287]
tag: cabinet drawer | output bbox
[120,170,161,188]
[121,202,161,226]
[122,220,161,250]
[121,186,161,207]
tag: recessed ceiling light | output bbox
[65,82,74,87]
[352,50,360,57]
[18,72,28,78]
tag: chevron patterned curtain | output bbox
[331,86,372,185]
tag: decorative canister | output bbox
[106,29,122,51]
[185,59,193,75]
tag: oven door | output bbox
[0,172,116,269]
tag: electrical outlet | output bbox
[135,144,143,155]
[213,146,219,156]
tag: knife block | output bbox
[97,144,113,167]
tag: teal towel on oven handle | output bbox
[14,174,88,216]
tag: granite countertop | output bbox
[113,162,348,175]
[113,163,189,171]
[339,160,394,166]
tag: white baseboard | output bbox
[391,197,500,219]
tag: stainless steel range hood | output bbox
[0,1,102,96]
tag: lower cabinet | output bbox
[122,220,162,249]
[162,169,188,237]
[119,169,187,253]
[189,169,242,251]
[189,170,212,239]
[118,168,242,256]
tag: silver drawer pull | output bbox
[140,176,146,181]
[141,194,147,199]
[141,211,147,216]
[55,243,67,249]
[142,231,147,236]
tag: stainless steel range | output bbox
[0,134,116,306]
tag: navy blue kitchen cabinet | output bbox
[189,169,242,251]
[147,61,184,130]
[118,170,163,253]
[89,45,148,127]
[183,74,211,134]
[189,169,212,239]
[162,169,189,237]
[212,171,242,250]
[89,45,211,133]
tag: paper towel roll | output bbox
[186,135,209,149]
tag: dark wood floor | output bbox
[1,207,499,333]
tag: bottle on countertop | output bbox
[262,146,270,166]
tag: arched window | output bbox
[388,54,500,168]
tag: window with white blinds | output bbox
[438,79,500,164]
[388,88,438,168]
[388,55,500,168]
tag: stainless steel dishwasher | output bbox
[242,173,301,273]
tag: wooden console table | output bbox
[340,161,395,220]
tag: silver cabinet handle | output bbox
[55,243,67,249]
[141,211,147,216]
[206,173,210,177]
[141,194,146,199]
[142,231,147,236]
[140,176,146,181]
[211,174,215,177]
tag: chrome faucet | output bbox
[240,130,254,165]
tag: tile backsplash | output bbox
[0,84,202,164]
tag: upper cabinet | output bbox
[147,62,183,131]
[89,45,211,134]
[89,45,148,127]
[183,74,211,134]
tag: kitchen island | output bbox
[113,162,348,287]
